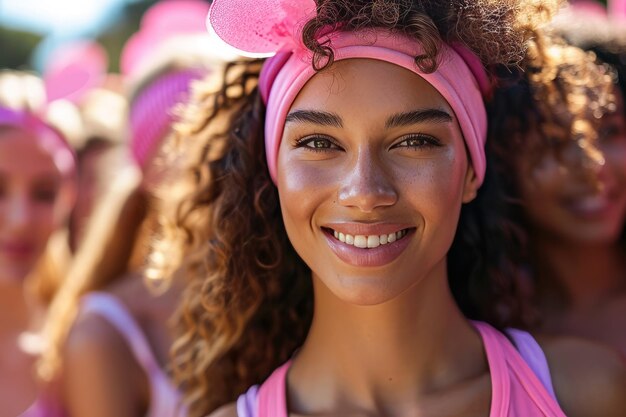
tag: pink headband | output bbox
[208,0,491,185]
[130,69,205,168]
[0,106,76,177]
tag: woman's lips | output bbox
[322,224,415,267]
[562,188,621,220]
[0,241,36,259]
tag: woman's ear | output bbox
[462,164,479,203]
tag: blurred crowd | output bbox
[0,0,625,416]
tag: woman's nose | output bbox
[337,151,398,212]
[3,193,31,231]
[564,139,607,189]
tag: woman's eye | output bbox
[31,186,58,204]
[295,136,340,152]
[392,134,442,149]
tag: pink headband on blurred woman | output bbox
[121,0,211,169]
[129,69,205,168]
[0,106,76,177]
[208,0,492,185]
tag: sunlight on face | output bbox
[276,59,477,306]
[517,91,626,245]
[0,127,67,282]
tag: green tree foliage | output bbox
[0,27,42,70]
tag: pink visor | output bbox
[208,0,491,185]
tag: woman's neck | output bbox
[0,280,31,336]
[532,235,626,310]
[289,261,487,417]
[0,280,40,417]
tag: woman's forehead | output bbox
[291,58,453,114]
[0,128,64,176]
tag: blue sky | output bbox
[0,0,132,36]
[0,0,137,69]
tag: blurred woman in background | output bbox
[0,70,77,417]
[30,2,227,416]
[487,4,626,358]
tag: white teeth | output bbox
[354,235,367,248]
[573,195,607,211]
[367,235,380,248]
[331,229,407,248]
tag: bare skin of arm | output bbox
[208,403,238,417]
[539,335,626,417]
[62,313,149,417]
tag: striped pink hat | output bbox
[129,68,204,168]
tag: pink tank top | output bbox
[236,322,566,417]
[21,292,185,417]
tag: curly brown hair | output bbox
[484,8,623,315]
[550,5,626,115]
[451,35,614,327]
[486,35,617,237]
[151,1,562,415]
[446,38,614,330]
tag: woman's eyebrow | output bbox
[33,176,61,187]
[285,110,343,127]
[385,109,452,128]
[284,109,452,129]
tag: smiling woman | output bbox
[0,129,65,280]
[0,70,76,417]
[149,1,626,416]
[488,5,626,359]
[277,59,473,305]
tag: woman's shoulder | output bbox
[535,334,626,417]
[64,290,148,382]
[62,309,147,416]
[64,302,144,376]
[67,300,127,355]
[207,402,238,417]
[106,272,182,320]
